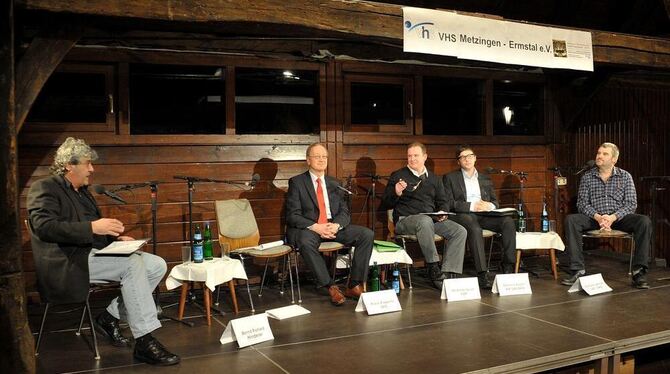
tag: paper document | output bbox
[266,305,311,320]
[491,207,517,213]
[95,238,150,255]
[421,210,455,216]
[237,240,284,251]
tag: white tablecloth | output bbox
[165,257,248,292]
[336,248,413,269]
[516,232,565,251]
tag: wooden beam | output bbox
[16,0,670,69]
[15,26,80,132]
[0,0,35,372]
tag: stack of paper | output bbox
[265,304,310,320]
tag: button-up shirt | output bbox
[577,166,637,220]
[461,169,495,211]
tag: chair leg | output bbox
[259,258,271,297]
[549,249,558,280]
[515,250,522,273]
[178,282,189,320]
[228,280,239,314]
[294,251,302,304]
[85,297,101,360]
[35,303,50,356]
[237,255,255,313]
[287,254,295,304]
[628,238,635,277]
[77,303,87,336]
[279,255,286,295]
[486,235,496,271]
[406,264,413,289]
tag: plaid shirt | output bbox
[577,166,637,220]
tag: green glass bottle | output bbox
[203,222,213,260]
[370,262,380,291]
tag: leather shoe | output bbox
[446,272,460,279]
[328,285,345,306]
[427,263,447,289]
[561,270,586,286]
[344,284,364,299]
[134,336,180,366]
[632,269,650,289]
[478,272,492,289]
[502,263,515,274]
[94,312,131,347]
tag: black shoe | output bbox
[502,263,515,274]
[632,268,650,289]
[427,263,447,289]
[561,270,586,286]
[134,336,180,366]
[94,311,131,347]
[477,272,492,289]
[446,272,460,279]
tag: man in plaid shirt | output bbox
[561,142,652,289]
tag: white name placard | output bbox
[441,277,481,301]
[568,273,613,295]
[355,289,402,315]
[220,313,274,348]
[492,273,532,296]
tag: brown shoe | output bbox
[344,284,364,299]
[328,285,345,306]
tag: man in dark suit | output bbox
[443,145,517,288]
[286,143,373,306]
[27,137,179,366]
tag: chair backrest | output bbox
[215,199,261,254]
[387,209,396,240]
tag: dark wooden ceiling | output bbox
[380,0,670,37]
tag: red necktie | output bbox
[316,178,328,224]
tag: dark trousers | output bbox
[450,213,517,272]
[564,213,652,272]
[290,224,374,288]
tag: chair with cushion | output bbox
[26,219,118,359]
[215,199,298,313]
[582,229,635,276]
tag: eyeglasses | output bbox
[458,154,476,161]
[308,155,328,160]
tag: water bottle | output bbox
[192,225,204,263]
[370,262,380,292]
[392,262,400,295]
[517,203,526,233]
[203,222,214,260]
[541,201,549,233]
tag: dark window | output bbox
[423,77,484,135]
[27,71,108,124]
[235,68,319,134]
[493,81,543,135]
[351,82,405,126]
[130,64,226,134]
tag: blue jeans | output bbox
[88,250,166,338]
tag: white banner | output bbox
[403,7,593,72]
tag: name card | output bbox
[441,277,481,301]
[492,273,532,296]
[220,313,274,348]
[568,273,613,295]
[355,289,402,315]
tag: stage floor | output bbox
[31,253,670,373]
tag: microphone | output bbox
[110,181,160,193]
[93,185,127,204]
[247,173,260,189]
[574,160,595,175]
[337,185,353,195]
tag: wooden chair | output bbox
[583,229,635,276]
[215,199,298,313]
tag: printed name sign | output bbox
[441,277,481,301]
[220,313,274,348]
[568,273,613,295]
[492,273,532,296]
[355,289,402,315]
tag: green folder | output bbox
[373,239,402,252]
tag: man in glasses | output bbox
[561,142,652,289]
[382,142,466,289]
[443,145,517,289]
[286,143,374,306]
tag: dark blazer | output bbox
[443,169,499,213]
[26,175,101,304]
[285,171,350,244]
